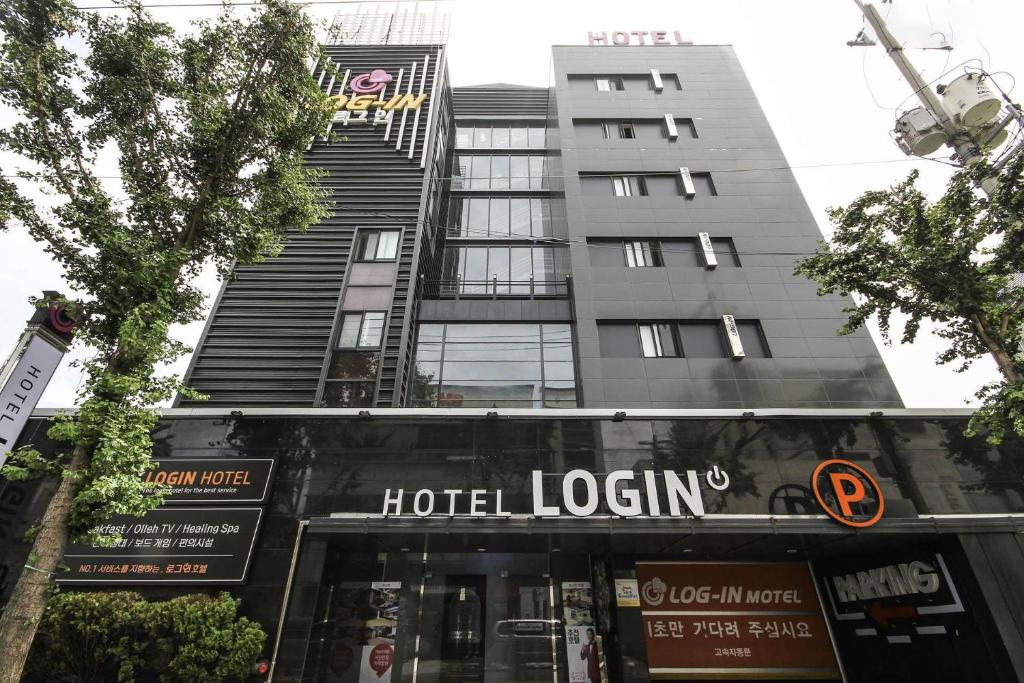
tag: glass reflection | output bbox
[412,324,577,408]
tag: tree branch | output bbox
[177,55,269,252]
[999,293,1024,338]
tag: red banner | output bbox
[636,562,840,680]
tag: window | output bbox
[510,156,530,190]
[601,121,636,139]
[638,323,680,358]
[451,197,553,238]
[509,125,528,148]
[710,237,741,267]
[596,77,624,91]
[338,312,386,349]
[597,320,769,359]
[455,155,546,190]
[527,125,546,149]
[356,230,399,260]
[611,175,647,197]
[442,246,568,295]
[491,125,510,149]
[412,323,577,408]
[455,123,546,149]
[678,322,725,357]
[624,240,662,267]
[736,321,771,358]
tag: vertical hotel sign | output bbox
[636,562,841,680]
[0,336,63,463]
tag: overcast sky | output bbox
[1,0,1021,409]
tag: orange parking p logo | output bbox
[811,459,884,528]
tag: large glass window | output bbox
[441,247,568,295]
[451,197,553,238]
[455,155,546,190]
[455,123,546,149]
[412,323,577,408]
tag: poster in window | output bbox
[326,581,401,682]
[562,581,608,683]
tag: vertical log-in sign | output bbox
[636,562,841,680]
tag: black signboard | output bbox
[59,507,263,584]
[145,458,274,503]
[818,549,965,642]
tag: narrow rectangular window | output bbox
[612,176,647,197]
[338,312,386,349]
[338,316,361,348]
[357,230,400,260]
[638,324,661,357]
[491,125,510,149]
[528,125,546,148]
[596,78,611,92]
[358,312,386,347]
[509,125,528,148]
[601,122,613,139]
[619,121,636,139]
[624,241,662,267]
[638,323,679,358]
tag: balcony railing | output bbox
[421,275,570,299]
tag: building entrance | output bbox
[273,527,1016,683]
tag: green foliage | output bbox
[795,154,1024,443]
[23,591,266,683]
[0,0,332,540]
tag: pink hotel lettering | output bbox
[587,30,692,46]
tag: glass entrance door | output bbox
[421,553,557,683]
[283,537,601,683]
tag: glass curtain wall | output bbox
[412,323,576,408]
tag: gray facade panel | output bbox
[552,45,902,409]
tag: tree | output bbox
[23,591,265,682]
[0,0,333,677]
[795,154,1024,443]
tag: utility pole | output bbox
[854,0,1017,196]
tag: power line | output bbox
[74,0,413,10]
[0,155,950,184]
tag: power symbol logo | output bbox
[811,459,884,528]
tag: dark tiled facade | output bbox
[182,44,902,412]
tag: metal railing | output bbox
[421,275,570,299]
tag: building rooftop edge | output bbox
[550,43,734,48]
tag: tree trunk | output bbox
[0,444,88,683]
[972,314,1023,384]
[990,346,1022,384]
